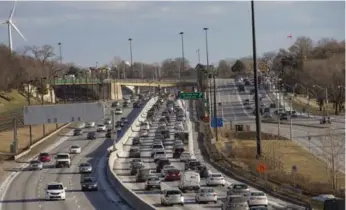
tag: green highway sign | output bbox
[179,92,204,100]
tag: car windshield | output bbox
[166,190,181,195]
[156,151,165,155]
[47,184,63,190]
[30,160,40,164]
[40,153,49,156]
[189,161,201,166]
[153,145,163,149]
[168,169,179,174]
[82,178,95,183]
[56,155,69,159]
[212,174,222,178]
[233,184,248,189]
[251,192,265,196]
[71,146,79,148]
[130,149,139,152]
[116,108,121,111]
[80,163,90,167]
[148,177,160,181]
[201,188,214,193]
[98,125,104,127]
[88,132,95,135]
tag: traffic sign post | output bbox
[211,117,223,128]
[179,92,204,100]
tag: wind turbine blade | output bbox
[1,21,6,24]
[11,23,26,41]
[9,1,17,20]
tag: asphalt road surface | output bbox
[113,99,306,210]
[0,101,139,210]
[211,78,345,172]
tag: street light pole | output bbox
[128,38,134,77]
[213,74,218,142]
[179,32,184,80]
[289,84,296,141]
[203,27,212,119]
[58,42,62,64]
[197,49,201,63]
[251,0,262,158]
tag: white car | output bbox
[45,182,66,200]
[206,173,226,186]
[70,145,81,154]
[104,118,111,125]
[97,124,106,132]
[161,165,176,177]
[180,152,193,162]
[161,189,184,206]
[115,108,123,115]
[158,121,166,127]
[85,122,95,128]
[195,188,217,204]
[153,151,166,162]
[174,124,184,131]
[248,191,268,207]
[29,160,43,170]
[140,130,149,137]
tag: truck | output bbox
[55,153,71,168]
[178,171,200,192]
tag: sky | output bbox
[0,1,345,68]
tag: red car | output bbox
[39,152,51,162]
[164,169,181,181]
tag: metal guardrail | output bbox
[52,78,196,85]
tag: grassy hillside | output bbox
[0,90,40,116]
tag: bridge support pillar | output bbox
[110,82,123,100]
[134,86,140,94]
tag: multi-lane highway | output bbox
[211,78,345,171]
[113,98,306,210]
[0,101,136,210]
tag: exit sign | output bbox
[179,92,204,100]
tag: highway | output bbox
[211,78,345,172]
[0,101,137,210]
[113,98,305,210]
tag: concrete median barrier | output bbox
[106,97,158,210]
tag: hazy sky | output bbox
[0,1,344,67]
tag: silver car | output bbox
[160,189,184,206]
[79,163,92,173]
[195,187,217,204]
[227,183,250,196]
[221,195,250,210]
[144,175,161,190]
[29,160,43,170]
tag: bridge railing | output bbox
[52,78,196,85]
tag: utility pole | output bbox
[128,38,134,77]
[251,0,262,158]
[58,42,62,64]
[213,74,218,142]
[41,77,46,136]
[197,49,201,63]
[179,32,184,80]
[203,27,212,118]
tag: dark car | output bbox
[116,121,124,128]
[132,137,141,146]
[120,117,128,124]
[106,129,112,138]
[73,128,82,136]
[199,165,211,178]
[173,148,185,158]
[87,132,96,140]
[111,101,120,107]
[123,102,130,107]
[130,163,145,175]
[80,176,98,191]
[156,159,171,173]
[238,85,245,92]
[133,102,141,108]
[129,148,140,158]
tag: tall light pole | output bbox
[251,0,262,158]
[179,32,184,80]
[58,42,62,64]
[128,38,134,77]
[197,49,201,64]
[203,27,212,118]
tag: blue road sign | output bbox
[211,117,223,128]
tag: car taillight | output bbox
[213,193,216,196]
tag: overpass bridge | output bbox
[50,78,196,101]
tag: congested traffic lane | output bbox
[1,101,137,210]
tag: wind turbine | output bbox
[1,1,26,52]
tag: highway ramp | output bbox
[0,102,137,210]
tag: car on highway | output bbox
[144,175,161,190]
[45,182,66,200]
[164,169,181,181]
[70,145,81,154]
[221,195,249,210]
[106,129,112,138]
[123,101,130,107]
[151,144,164,157]
[111,101,120,107]
[133,101,141,108]
[140,121,150,130]
[85,122,95,128]
[161,165,176,177]
[97,124,107,132]
[55,153,71,168]
[243,99,250,105]
[154,151,166,163]
[39,152,51,162]
[73,128,82,136]
[160,189,184,206]
[179,171,200,192]
[132,137,141,146]
[129,148,140,158]
[199,165,212,178]
[195,187,218,204]
[87,131,96,139]
[29,160,43,170]
[130,162,145,175]
[120,117,128,124]
[136,168,152,182]
[173,147,184,158]
[156,158,170,173]
[79,162,92,173]
[115,107,123,114]
[174,123,184,131]
[248,191,268,207]
[206,173,226,186]
[140,130,149,137]
[80,176,98,191]
[185,160,202,171]
[104,118,112,125]
[179,152,193,162]
[227,183,250,196]
[279,113,289,120]
[116,120,125,128]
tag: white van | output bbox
[178,171,200,192]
